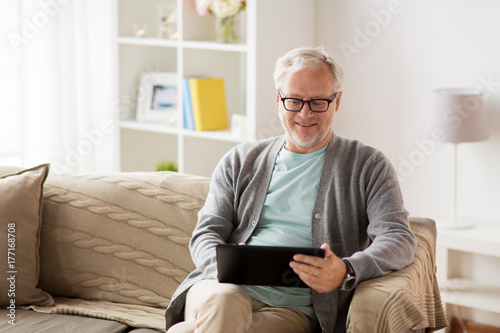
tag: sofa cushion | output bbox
[38,171,210,310]
[0,164,54,307]
[23,297,166,331]
[0,309,132,333]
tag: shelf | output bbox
[436,222,500,328]
[182,129,247,143]
[118,36,247,52]
[118,36,179,47]
[120,120,178,135]
[120,120,247,143]
[437,223,500,257]
[182,40,248,52]
[440,278,500,314]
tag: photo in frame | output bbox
[136,72,178,125]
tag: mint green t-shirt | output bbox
[243,145,327,319]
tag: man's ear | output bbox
[334,91,343,112]
[276,89,280,108]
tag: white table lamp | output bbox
[431,88,490,228]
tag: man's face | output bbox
[277,63,342,154]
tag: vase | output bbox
[215,15,239,43]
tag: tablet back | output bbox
[216,244,325,288]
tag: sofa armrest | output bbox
[346,219,448,333]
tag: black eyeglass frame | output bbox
[278,90,339,113]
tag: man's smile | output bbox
[296,122,317,128]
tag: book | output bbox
[188,77,229,131]
[182,77,195,130]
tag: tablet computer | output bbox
[216,244,325,288]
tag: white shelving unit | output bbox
[436,223,500,330]
[116,0,315,176]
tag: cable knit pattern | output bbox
[79,174,208,209]
[44,186,192,244]
[36,171,211,317]
[41,270,170,308]
[43,226,190,283]
[347,220,448,332]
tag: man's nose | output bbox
[299,102,314,116]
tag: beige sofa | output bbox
[0,165,447,332]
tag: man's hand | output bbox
[289,243,347,293]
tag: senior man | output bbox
[165,46,416,333]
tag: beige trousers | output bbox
[167,280,315,333]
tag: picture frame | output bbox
[136,72,178,125]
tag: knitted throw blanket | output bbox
[347,223,448,332]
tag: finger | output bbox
[290,261,322,278]
[321,243,339,261]
[320,243,331,255]
[292,254,324,267]
[294,269,328,293]
[293,243,333,265]
[293,265,334,293]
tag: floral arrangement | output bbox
[195,0,246,18]
[195,0,246,42]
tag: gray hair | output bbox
[273,46,344,92]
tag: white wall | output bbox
[315,0,500,328]
[316,0,500,225]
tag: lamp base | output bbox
[436,217,475,229]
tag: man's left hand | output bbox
[289,243,347,293]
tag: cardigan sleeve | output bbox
[348,150,417,285]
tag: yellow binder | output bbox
[188,77,229,131]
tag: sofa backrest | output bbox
[39,171,211,309]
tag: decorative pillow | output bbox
[0,164,54,306]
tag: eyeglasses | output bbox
[278,90,338,113]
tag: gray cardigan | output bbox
[165,133,417,332]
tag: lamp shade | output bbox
[431,88,490,143]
